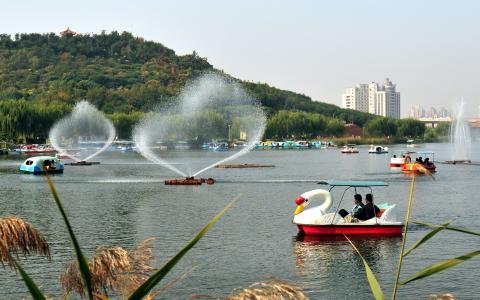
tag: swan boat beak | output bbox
[294,204,304,215]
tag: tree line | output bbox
[0,99,435,143]
[264,111,431,140]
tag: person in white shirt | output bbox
[338,194,364,219]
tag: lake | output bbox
[0,142,479,299]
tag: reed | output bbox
[60,238,155,298]
[226,280,308,300]
[0,216,50,267]
[391,171,417,299]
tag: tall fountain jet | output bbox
[449,99,472,163]
[49,101,116,165]
[133,72,266,183]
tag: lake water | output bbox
[0,143,479,299]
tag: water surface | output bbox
[0,143,479,299]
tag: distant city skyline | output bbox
[409,105,450,119]
[1,0,479,117]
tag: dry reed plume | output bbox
[0,216,50,267]
[60,238,155,299]
[226,280,308,300]
[428,293,457,300]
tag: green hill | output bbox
[0,31,418,142]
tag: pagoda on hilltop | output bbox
[60,27,77,37]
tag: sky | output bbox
[1,0,479,117]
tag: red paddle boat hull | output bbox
[296,224,403,236]
[389,163,404,167]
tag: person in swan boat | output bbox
[338,194,364,220]
[354,193,380,221]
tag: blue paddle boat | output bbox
[20,156,64,174]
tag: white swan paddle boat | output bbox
[20,156,64,174]
[293,181,403,236]
[369,145,389,154]
[406,139,417,148]
[341,144,359,154]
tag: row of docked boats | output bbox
[8,144,57,155]
[256,140,337,149]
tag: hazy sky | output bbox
[1,0,479,117]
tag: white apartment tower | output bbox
[342,78,401,119]
[342,84,369,113]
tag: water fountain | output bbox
[444,99,475,165]
[49,101,116,165]
[133,73,266,184]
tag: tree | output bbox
[365,117,397,137]
[397,118,425,138]
[326,119,345,136]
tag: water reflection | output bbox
[294,235,400,280]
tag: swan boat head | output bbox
[293,189,334,224]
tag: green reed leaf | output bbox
[13,258,46,300]
[344,235,385,300]
[46,174,93,300]
[128,195,240,300]
[403,221,451,257]
[412,221,480,237]
[401,250,480,285]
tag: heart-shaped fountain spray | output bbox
[133,73,266,179]
[49,101,115,164]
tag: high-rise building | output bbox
[342,78,401,119]
[341,84,369,113]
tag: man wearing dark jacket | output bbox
[338,194,364,218]
[354,193,380,221]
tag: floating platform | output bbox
[442,160,480,165]
[165,177,215,185]
[65,161,101,166]
[215,163,275,168]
